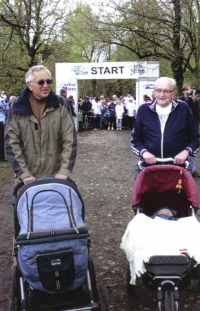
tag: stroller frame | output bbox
[9,178,109,311]
[127,160,200,311]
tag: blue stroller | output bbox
[9,177,109,311]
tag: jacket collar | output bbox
[13,87,60,115]
[149,99,178,112]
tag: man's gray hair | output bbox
[154,77,176,90]
[25,65,51,82]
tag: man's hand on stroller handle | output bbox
[173,150,190,165]
[142,151,156,164]
[23,173,68,185]
[142,150,189,165]
[23,176,36,185]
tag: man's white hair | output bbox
[154,77,176,90]
[25,65,51,82]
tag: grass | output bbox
[0,161,11,182]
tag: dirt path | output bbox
[1,130,200,311]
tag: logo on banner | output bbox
[72,66,88,76]
[129,64,145,76]
[142,83,155,90]
[128,63,159,76]
[62,83,77,92]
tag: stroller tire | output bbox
[97,285,109,311]
[195,264,200,293]
[126,264,135,296]
[164,290,175,311]
[10,266,21,311]
[9,297,18,311]
[8,296,21,311]
[12,265,19,298]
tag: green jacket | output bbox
[5,87,77,183]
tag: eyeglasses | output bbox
[155,89,174,94]
[31,79,53,85]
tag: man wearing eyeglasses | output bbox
[130,77,200,166]
[5,65,77,185]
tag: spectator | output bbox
[1,90,9,103]
[67,95,77,117]
[5,96,16,120]
[82,96,93,129]
[100,100,108,130]
[143,94,152,103]
[115,99,124,130]
[179,85,200,177]
[60,88,67,98]
[125,93,132,106]
[130,77,200,166]
[0,99,6,125]
[92,97,101,130]
[126,97,137,130]
[0,99,7,161]
[5,65,77,185]
[78,98,84,131]
[107,98,116,130]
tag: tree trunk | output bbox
[171,0,184,96]
[92,80,97,96]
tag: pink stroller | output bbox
[124,164,200,311]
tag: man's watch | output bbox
[185,149,190,155]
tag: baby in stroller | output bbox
[121,163,200,311]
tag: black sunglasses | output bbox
[32,79,53,85]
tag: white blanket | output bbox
[120,214,200,284]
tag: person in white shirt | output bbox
[115,99,124,130]
[126,97,137,130]
[92,97,102,130]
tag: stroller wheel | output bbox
[126,264,135,296]
[9,297,18,311]
[10,265,21,311]
[195,264,200,293]
[164,290,175,311]
[97,285,109,311]
[12,265,19,298]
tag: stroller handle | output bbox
[155,157,173,162]
[13,181,24,197]
[138,157,190,170]
[155,157,190,170]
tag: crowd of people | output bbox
[77,94,137,131]
[0,91,16,125]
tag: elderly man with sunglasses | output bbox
[5,65,77,185]
[130,77,200,166]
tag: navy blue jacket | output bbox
[130,99,200,158]
[108,102,116,116]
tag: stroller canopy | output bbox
[132,165,199,217]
